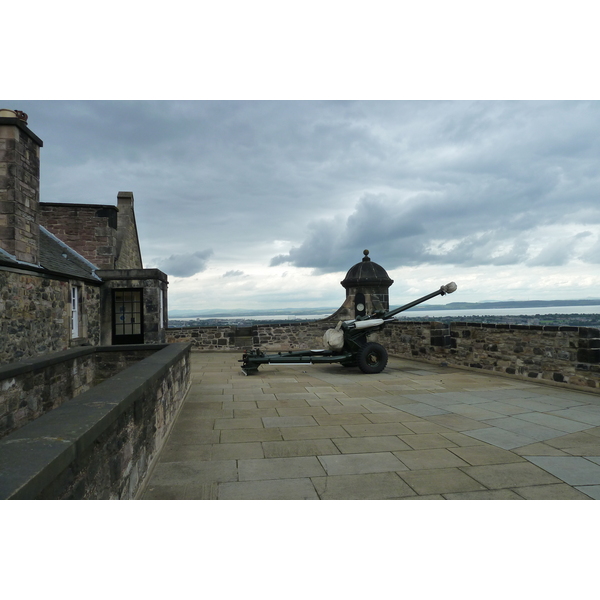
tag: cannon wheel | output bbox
[357,342,388,374]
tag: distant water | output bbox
[174,314,332,321]
[397,305,600,319]
[172,305,600,321]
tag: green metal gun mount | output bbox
[240,282,457,375]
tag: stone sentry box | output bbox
[330,250,394,321]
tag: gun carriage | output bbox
[240,282,457,375]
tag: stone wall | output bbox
[166,320,600,391]
[0,269,101,364]
[0,117,41,264]
[167,325,238,349]
[0,270,100,364]
[0,345,158,440]
[252,321,335,351]
[384,321,600,391]
[97,269,168,345]
[39,203,119,269]
[166,321,336,351]
[115,192,143,269]
[0,343,191,499]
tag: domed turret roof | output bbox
[341,249,394,289]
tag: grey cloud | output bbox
[157,249,213,277]
[528,232,595,267]
[11,100,600,298]
[223,270,245,277]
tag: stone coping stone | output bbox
[0,344,170,380]
[0,343,192,499]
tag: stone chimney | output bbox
[0,109,43,264]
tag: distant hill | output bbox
[169,299,600,318]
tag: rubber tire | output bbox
[357,342,388,374]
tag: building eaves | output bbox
[0,246,41,269]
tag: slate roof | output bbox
[38,226,101,281]
[0,247,19,266]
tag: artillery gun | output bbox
[240,282,457,375]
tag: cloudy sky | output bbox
[9,100,600,311]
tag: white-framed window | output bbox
[71,286,79,338]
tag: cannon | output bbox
[240,282,457,375]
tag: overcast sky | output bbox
[8,100,600,311]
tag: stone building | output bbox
[329,249,394,321]
[0,109,168,364]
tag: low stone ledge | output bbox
[0,346,96,379]
[0,343,192,499]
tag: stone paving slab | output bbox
[514,411,595,434]
[394,448,470,470]
[363,411,422,423]
[219,478,319,500]
[311,472,416,499]
[548,408,600,426]
[398,467,487,495]
[318,452,407,475]
[524,456,600,486]
[398,433,459,450]
[462,462,563,489]
[481,417,565,442]
[394,403,450,417]
[448,445,526,466]
[425,414,490,431]
[262,416,318,428]
[150,459,238,486]
[141,352,600,500]
[575,485,600,499]
[343,422,414,437]
[262,439,340,458]
[332,435,413,454]
[238,456,326,481]
[444,489,524,500]
[220,428,283,443]
[463,427,536,450]
[513,484,591,500]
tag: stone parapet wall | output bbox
[166,321,336,351]
[167,325,237,349]
[0,343,191,499]
[166,320,600,391]
[253,321,335,351]
[0,345,159,440]
[384,321,600,391]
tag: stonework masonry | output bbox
[114,192,143,270]
[166,320,600,391]
[0,345,157,440]
[97,269,168,346]
[39,203,119,269]
[166,321,335,351]
[0,269,101,364]
[0,119,42,264]
[0,343,191,499]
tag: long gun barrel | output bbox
[382,282,457,320]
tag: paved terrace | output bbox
[142,352,600,500]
